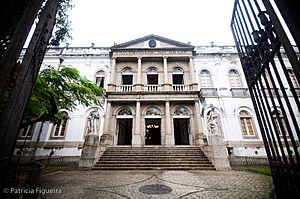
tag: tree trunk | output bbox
[0,0,59,189]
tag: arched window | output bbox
[85,109,100,135]
[174,107,189,117]
[199,69,212,87]
[239,110,255,137]
[288,69,299,88]
[229,69,242,87]
[52,112,68,137]
[172,67,184,84]
[145,107,161,116]
[147,67,158,85]
[122,67,133,85]
[117,107,132,116]
[272,110,287,136]
[95,70,106,88]
[19,124,35,138]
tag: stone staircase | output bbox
[93,146,215,170]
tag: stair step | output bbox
[94,146,214,170]
[94,164,214,167]
[99,158,209,161]
[96,161,210,164]
[92,167,216,170]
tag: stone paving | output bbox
[40,170,274,199]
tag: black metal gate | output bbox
[231,0,300,198]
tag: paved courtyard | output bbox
[40,170,274,198]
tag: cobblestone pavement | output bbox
[40,170,274,199]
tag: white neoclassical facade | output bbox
[15,35,300,159]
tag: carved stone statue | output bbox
[86,110,100,135]
[206,107,222,135]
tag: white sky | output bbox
[67,0,236,47]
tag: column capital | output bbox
[163,56,168,59]
[137,56,142,60]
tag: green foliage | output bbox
[43,165,71,175]
[49,0,74,46]
[23,65,104,126]
[240,166,272,176]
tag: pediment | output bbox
[111,34,194,50]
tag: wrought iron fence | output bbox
[231,0,300,198]
[6,162,44,198]
[229,156,269,167]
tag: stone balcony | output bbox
[200,88,218,97]
[230,88,250,98]
[113,84,194,93]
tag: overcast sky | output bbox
[66,0,236,47]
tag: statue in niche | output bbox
[206,107,222,135]
[86,110,100,135]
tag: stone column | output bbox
[101,101,113,145]
[132,101,142,146]
[165,101,174,145]
[194,100,204,145]
[189,57,197,90]
[163,57,171,91]
[135,57,143,91]
[108,57,116,91]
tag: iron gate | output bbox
[231,0,300,198]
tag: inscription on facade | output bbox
[114,50,191,56]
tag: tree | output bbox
[21,64,105,128]
[49,0,74,46]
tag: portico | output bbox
[102,34,204,147]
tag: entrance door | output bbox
[145,119,161,145]
[173,118,190,145]
[117,118,132,145]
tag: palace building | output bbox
[15,35,300,168]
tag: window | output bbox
[229,69,242,87]
[95,70,105,88]
[145,107,161,116]
[19,125,35,138]
[199,69,212,87]
[288,69,299,88]
[117,107,132,116]
[147,67,158,85]
[172,67,184,84]
[52,112,68,137]
[122,67,133,85]
[174,107,189,116]
[272,110,287,136]
[239,110,255,137]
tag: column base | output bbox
[162,83,172,91]
[132,134,142,146]
[165,134,175,146]
[107,84,116,92]
[134,84,143,92]
[194,133,205,145]
[100,134,113,145]
[190,83,198,91]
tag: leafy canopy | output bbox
[49,0,74,46]
[23,65,104,127]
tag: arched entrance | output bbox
[116,107,132,145]
[145,107,161,145]
[173,107,190,145]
